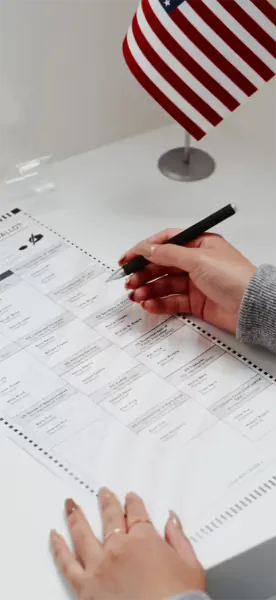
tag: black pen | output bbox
[107,203,237,282]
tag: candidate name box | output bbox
[90,367,217,448]
[93,371,176,427]
[21,392,103,449]
[51,269,109,321]
[87,295,168,348]
[27,317,102,371]
[180,352,257,410]
[0,350,74,420]
[225,382,276,441]
[0,273,64,342]
[19,244,101,296]
[62,343,138,396]
[136,324,217,378]
[130,390,216,447]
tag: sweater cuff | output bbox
[237,264,276,354]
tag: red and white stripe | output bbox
[123,0,276,140]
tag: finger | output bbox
[125,492,153,534]
[165,512,200,566]
[130,275,189,303]
[99,487,126,542]
[126,264,183,290]
[66,499,101,566]
[140,295,190,315]
[134,243,201,272]
[51,529,84,591]
[119,229,181,265]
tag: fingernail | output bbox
[136,242,157,259]
[65,498,78,516]
[50,529,59,543]
[140,301,145,309]
[169,510,182,530]
[99,486,112,498]
[125,277,133,290]
[119,255,127,266]
[128,292,134,302]
[126,490,138,500]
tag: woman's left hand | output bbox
[51,488,206,600]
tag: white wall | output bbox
[0,0,168,180]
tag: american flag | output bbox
[123,0,276,140]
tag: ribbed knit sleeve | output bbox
[237,265,276,354]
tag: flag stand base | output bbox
[158,133,215,182]
[158,146,215,182]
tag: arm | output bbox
[238,265,276,354]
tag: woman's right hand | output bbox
[121,232,256,334]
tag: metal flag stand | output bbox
[158,132,215,182]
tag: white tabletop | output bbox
[0,78,275,600]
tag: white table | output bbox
[0,78,276,600]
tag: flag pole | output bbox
[183,131,190,164]
[158,129,216,183]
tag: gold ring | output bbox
[128,518,152,531]
[104,528,125,542]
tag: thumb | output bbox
[135,242,200,272]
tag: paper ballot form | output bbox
[0,207,276,549]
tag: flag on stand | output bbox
[123,0,276,140]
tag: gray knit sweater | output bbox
[237,264,276,353]
[170,265,276,600]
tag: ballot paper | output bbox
[0,208,276,545]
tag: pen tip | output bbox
[106,268,124,282]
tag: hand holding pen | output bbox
[109,205,256,335]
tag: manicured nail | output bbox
[50,529,59,543]
[169,510,182,530]
[65,498,78,516]
[125,277,133,290]
[119,255,127,267]
[126,491,138,500]
[99,486,112,499]
[136,243,157,259]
